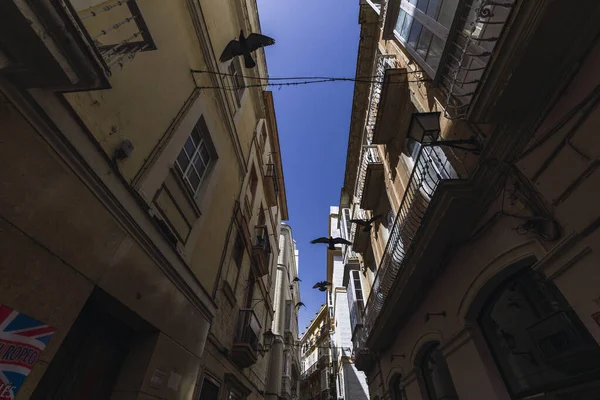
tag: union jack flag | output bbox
[0,305,55,400]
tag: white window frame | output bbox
[390,0,460,78]
[175,116,216,198]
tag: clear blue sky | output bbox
[256,0,360,335]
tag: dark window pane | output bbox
[187,170,200,191]
[198,379,220,400]
[176,149,189,173]
[193,154,207,180]
[408,20,423,49]
[437,0,458,28]
[426,36,445,71]
[416,29,433,59]
[426,0,441,18]
[191,127,202,146]
[416,0,429,13]
[200,144,210,164]
[184,137,196,158]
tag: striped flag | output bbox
[0,305,55,399]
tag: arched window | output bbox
[479,269,600,398]
[417,342,458,400]
[389,374,408,400]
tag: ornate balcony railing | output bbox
[440,0,516,119]
[71,0,156,73]
[355,144,459,351]
[354,145,381,210]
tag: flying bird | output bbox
[292,277,301,282]
[219,30,275,69]
[313,281,332,292]
[295,302,306,309]
[310,236,352,250]
[350,214,383,232]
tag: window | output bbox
[229,58,245,107]
[392,0,459,77]
[418,342,458,400]
[198,376,220,400]
[479,269,600,399]
[352,270,364,311]
[175,116,216,198]
[227,388,244,400]
[249,166,258,207]
[233,233,245,269]
[390,374,408,400]
[343,208,352,239]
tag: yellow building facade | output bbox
[340,1,600,400]
[0,0,287,398]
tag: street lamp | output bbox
[407,112,481,153]
[258,328,275,355]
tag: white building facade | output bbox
[266,223,302,400]
[327,206,370,400]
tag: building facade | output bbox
[266,223,302,400]
[0,0,288,399]
[341,0,600,399]
[325,206,370,400]
[300,304,335,400]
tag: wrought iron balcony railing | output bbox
[235,309,260,352]
[71,0,156,73]
[440,0,516,119]
[356,144,459,351]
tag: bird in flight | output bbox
[310,236,352,250]
[350,214,383,232]
[292,277,301,282]
[219,30,275,69]
[312,281,332,292]
[295,302,306,309]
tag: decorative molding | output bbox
[546,246,592,281]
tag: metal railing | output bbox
[302,361,319,380]
[356,144,459,351]
[265,163,279,196]
[70,0,155,72]
[440,0,516,119]
[236,309,261,353]
[254,225,271,255]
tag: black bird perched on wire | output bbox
[350,214,383,232]
[310,236,352,250]
[219,30,275,69]
[313,281,332,292]
[295,302,306,310]
[292,277,301,282]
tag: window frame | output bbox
[229,58,246,108]
[385,0,462,80]
[175,116,217,199]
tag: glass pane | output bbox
[416,29,433,59]
[191,127,202,146]
[187,170,200,191]
[176,149,189,173]
[200,144,210,164]
[184,137,196,158]
[407,0,417,5]
[426,36,445,71]
[400,12,413,42]
[395,9,407,36]
[426,0,441,18]
[437,0,458,28]
[416,0,429,13]
[193,154,207,181]
[408,20,423,49]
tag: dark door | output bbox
[32,301,133,399]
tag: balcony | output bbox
[372,68,413,145]
[231,309,261,369]
[351,208,370,254]
[302,361,319,380]
[355,143,464,371]
[358,146,384,210]
[318,353,329,369]
[440,0,600,123]
[251,225,271,277]
[0,0,154,91]
[264,164,279,207]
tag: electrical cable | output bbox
[195,78,431,91]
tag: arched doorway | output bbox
[415,342,458,400]
[478,268,600,399]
